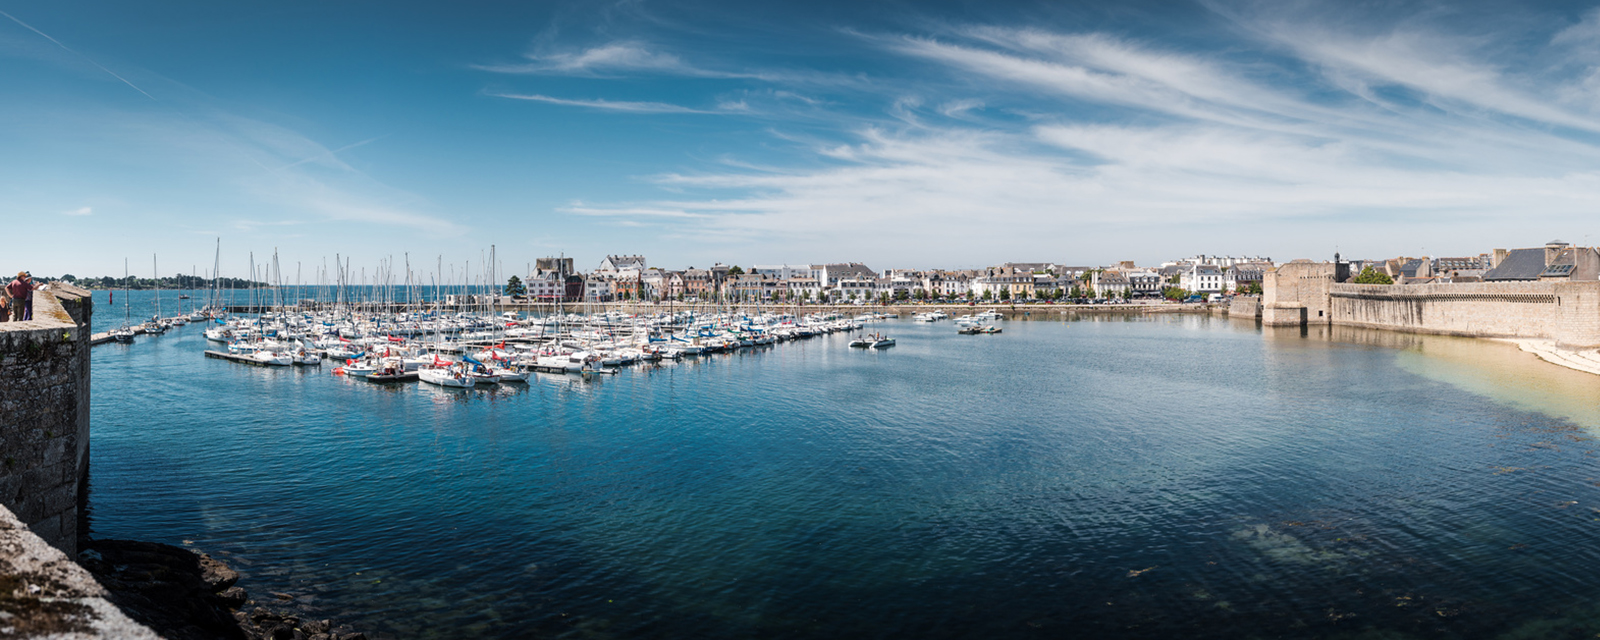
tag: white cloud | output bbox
[938,99,984,117]
[474,41,750,79]
[63,206,91,216]
[560,17,1600,265]
[488,92,720,114]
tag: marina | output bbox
[83,310,1600,639]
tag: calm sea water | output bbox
[85,304,1600,639]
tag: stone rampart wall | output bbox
[1263,262,1335,326]
[0,284,92,554]
[1327,281,1600,347]
[1228,295,1261,319]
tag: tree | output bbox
[1353,267,1394,285]
[879,292,890,304]
[895,289,909,301]
[999,288,1011,301]
[727,265,745,275]
[504,275,526,297]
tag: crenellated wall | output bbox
[0,283,92,555]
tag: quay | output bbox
[217,301,1222,317]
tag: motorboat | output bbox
[419,366,475,388]
[250,350,293,366]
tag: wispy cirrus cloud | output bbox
[556,8,1600,265]
[474,41,752,79]
[487,92,732,114]
[63,206,92,216]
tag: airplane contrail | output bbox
[0,10,157,101]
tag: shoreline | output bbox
[1499,338,1600,376]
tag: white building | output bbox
[596,255,647,276]
[1180,264,1225,294]
[753,264,811,280]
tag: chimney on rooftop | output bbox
[1493,248,1508,268]
[1546,240,1570,267]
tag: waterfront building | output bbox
[753,264,811,280]
[682,268,715,299]
[834,276,876,301]
[972,273,1036,299]
[1224,262,1271,292]
[661,271,686,299]
[1094,271,1131,298]
[534,257,575,278]
[582,275,613,302]
[1167,255,1273,268]
[1180,264,1225,294]
[1126,268,1164,297]
[639,269,667,301]
[524,271,565,301]
[730,274,782,301]
[812,263,877,289]
[597,255,647,276]
[785,277,822,301]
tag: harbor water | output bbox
[87,300,1600,638]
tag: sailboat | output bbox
[141,254,166,335]
[111,259,136,342]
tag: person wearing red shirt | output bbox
[6,272,32,322]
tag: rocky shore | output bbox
[79,539,369,640]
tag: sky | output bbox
[6,0,1600,281]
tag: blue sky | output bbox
[6,0,1600,280]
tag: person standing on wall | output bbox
[0,280,9,323]
[7,271,32,322]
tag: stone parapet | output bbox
[0,283,92,555]
[0,502,158,638]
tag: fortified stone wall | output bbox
[1263,261,1336,326]
[1229,295,1261,319]
[1327,281,1600,347]
[0,283,92,554]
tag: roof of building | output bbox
[1482,248,1548,281]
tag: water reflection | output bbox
[1266,323,1600,430]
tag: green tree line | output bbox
[59,275,267,290]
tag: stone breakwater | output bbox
[81,539,371,640]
